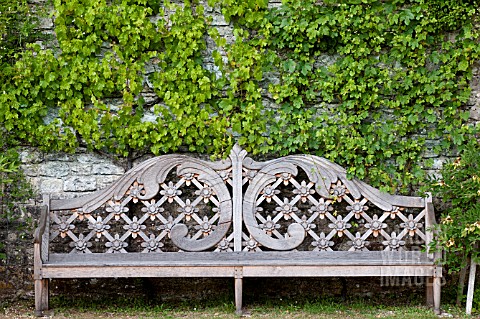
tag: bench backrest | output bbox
[42,145,435,258]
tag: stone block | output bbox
[314,53,339,68]
[27,177,41,192]
[104,98,123,112]
[19,149,44,164]
[77,154,102,164]
[96,175,121,190]
[203,63,222,79]
[422,140,441,158]
[38,17,54,29]
[21,164,39,177]
[268,2,282,8]
[45,153,74,161]
[92,163,125,175]
[216,26,235,43]
[40,178,64,193]
[70,163,93,175]
[142,93,158,105]
[64,176,97,192]
[471,105,480,121]
[145,76,154,89]
[39,162,70,178]
[144,61,160,74]
[141,112,158,123]
[209,14,229,26]
[431,157,447,170]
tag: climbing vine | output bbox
[215,0,480,191]
[1,0,479,192]
[431,140,480,272]
[0,0,39,262]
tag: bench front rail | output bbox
[34,145,441,316]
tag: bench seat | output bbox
[45,251,433,267]
[42,251,437,278]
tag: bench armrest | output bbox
[424,193,443,262]
[34,200,49,271]
[34,205,48,244]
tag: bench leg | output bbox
[433,276,441,315]
[426,277,433,307]
[235,277,243,315]
[35,279,49,317]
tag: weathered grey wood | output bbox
[243,154,425,208]
[45,251,434,266]
[43,266,237,278]
[235,277,243,315]
[42,195,51,262]
[426,277,434,307]
[466,259,477,315]
[34,279,48,316]
[42,262,436,279]
[243,169,305,250]
[235,266,243,315]
[241,265,435,277]
[50,155,231,212]
[34,280,42,316]
[33,205,47,244]
[170,199,232,252]
[41,279,49,313]
[35,145,440,316]
[231,145,246,252]
[33,243,42,280]
[434,276,441,315]
[424,193,437,260]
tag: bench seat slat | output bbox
[42,264,436,279]
[45,251,433,267]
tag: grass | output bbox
[1,294,476,319]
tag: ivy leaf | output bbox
[458,60,469,71]
[283,60,296,73]
[460,111,470,121]
[399,9,415,26]
[301,63,312,76]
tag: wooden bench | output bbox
[34,145,442,316]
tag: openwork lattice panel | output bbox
[242,155,427,252]
[49,156,234,253]
[47,147,429,254]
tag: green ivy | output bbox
[429,139,480,308]
[0,0,40,63]
[217,0,480,192]
[1,0,479,193]
[0,147,35,261]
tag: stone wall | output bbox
[469,61,480,123]
[0,205,37,301]
[20,149,126,200]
